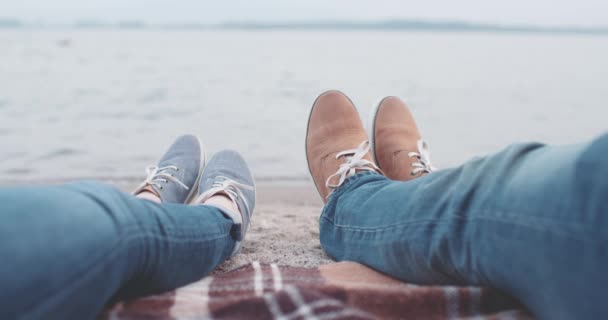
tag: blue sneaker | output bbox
[133,134,205,203]
[191,150,256,256]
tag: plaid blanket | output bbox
[103,261,531,319]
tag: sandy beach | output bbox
[215,182,333,273]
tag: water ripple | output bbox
[36,148,85,160]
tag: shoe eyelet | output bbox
[160,186,164,190]
[176,168,180,171]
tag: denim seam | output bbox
[131,230,234,242]
[119,223,234,243]
[103,224,227,245]
[131,228,233,242]
[118,214,234,240]
[321,212,603,244]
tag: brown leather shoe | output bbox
[306,91,380,202]
[369,96,436,181]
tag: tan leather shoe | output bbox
[306,91,381,202]
[369,96,436,181]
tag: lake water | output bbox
[1,30,607,184]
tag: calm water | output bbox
[1,30,607,183]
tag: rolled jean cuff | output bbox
[200,204,243,242]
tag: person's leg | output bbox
[0,133,256,319]
[320,136,608,319]
[0,182,237,319]
[307,92,608,319]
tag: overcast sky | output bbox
[2,0,607,27]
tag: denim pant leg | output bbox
[320,134,608,320]
[0,182,237,319]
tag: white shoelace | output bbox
[134,165,189,193]
[325,140,381,197]
[408,139,437,175]
[192,176,254,220]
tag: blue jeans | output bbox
[320,134,608,320]
[0,182,237,319]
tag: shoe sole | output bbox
[305,90,360,202]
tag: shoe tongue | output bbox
[157,172,191,204]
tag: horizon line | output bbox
[1,18,607,34]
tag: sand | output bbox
[213,182,333,273]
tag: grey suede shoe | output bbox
[133,134,205,203]
[191,150,256,256]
